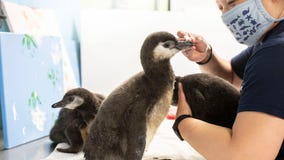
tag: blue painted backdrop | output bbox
[0,33,65,148]
[0,0,80,130]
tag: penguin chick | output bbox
[83,31,191,160]
[49,87,105,153]
[172,73,240,128]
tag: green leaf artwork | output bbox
[28,91,42,109]
[48,69,59,87]
[22,34,37,49]
[22,34,38,57]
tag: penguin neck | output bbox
[142,59,175,85]
[77,103,97,121]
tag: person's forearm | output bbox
[198,51,241,89]
[178,118,234,160]
[178,112,282,160]
[198,50,232,82]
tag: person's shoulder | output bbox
[244,36,284,74]
[252,35,284,57]
[259,21,284,48]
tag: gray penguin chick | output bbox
[83,31,192,160]
[49,87,105,153]
[172,73,240,128]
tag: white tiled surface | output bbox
[44,119,205,160]
[0,136,54,160]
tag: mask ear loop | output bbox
[275,17,284,22]
[254,0,284,22]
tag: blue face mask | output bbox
[221,0,284,46]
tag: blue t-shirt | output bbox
[231,21,284,159]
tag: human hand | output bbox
[176,83,192,118]
[177,30,211,63]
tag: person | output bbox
[172,0,284,159]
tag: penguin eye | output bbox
[68,96,74,102]
[163,42,170,48]
[162,40,175,49]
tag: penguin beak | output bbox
[52,102,62,108]
[175,40,194,50]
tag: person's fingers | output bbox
[178,83,186,102]
[177,83,185,115]
[177,31,189,42]
[177,30,187,38]
[182,45,198,57]
[182,49,192,57]
[177,31,192,40]
[177,83,192,116]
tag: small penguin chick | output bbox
[172,73,240,128]
[49,87,105,153]
[83,31,192,160]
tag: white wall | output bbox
[80,4,246,96]
[81,0,169,10]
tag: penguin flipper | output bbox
[56,119,84,153]
[56,146,82,153]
